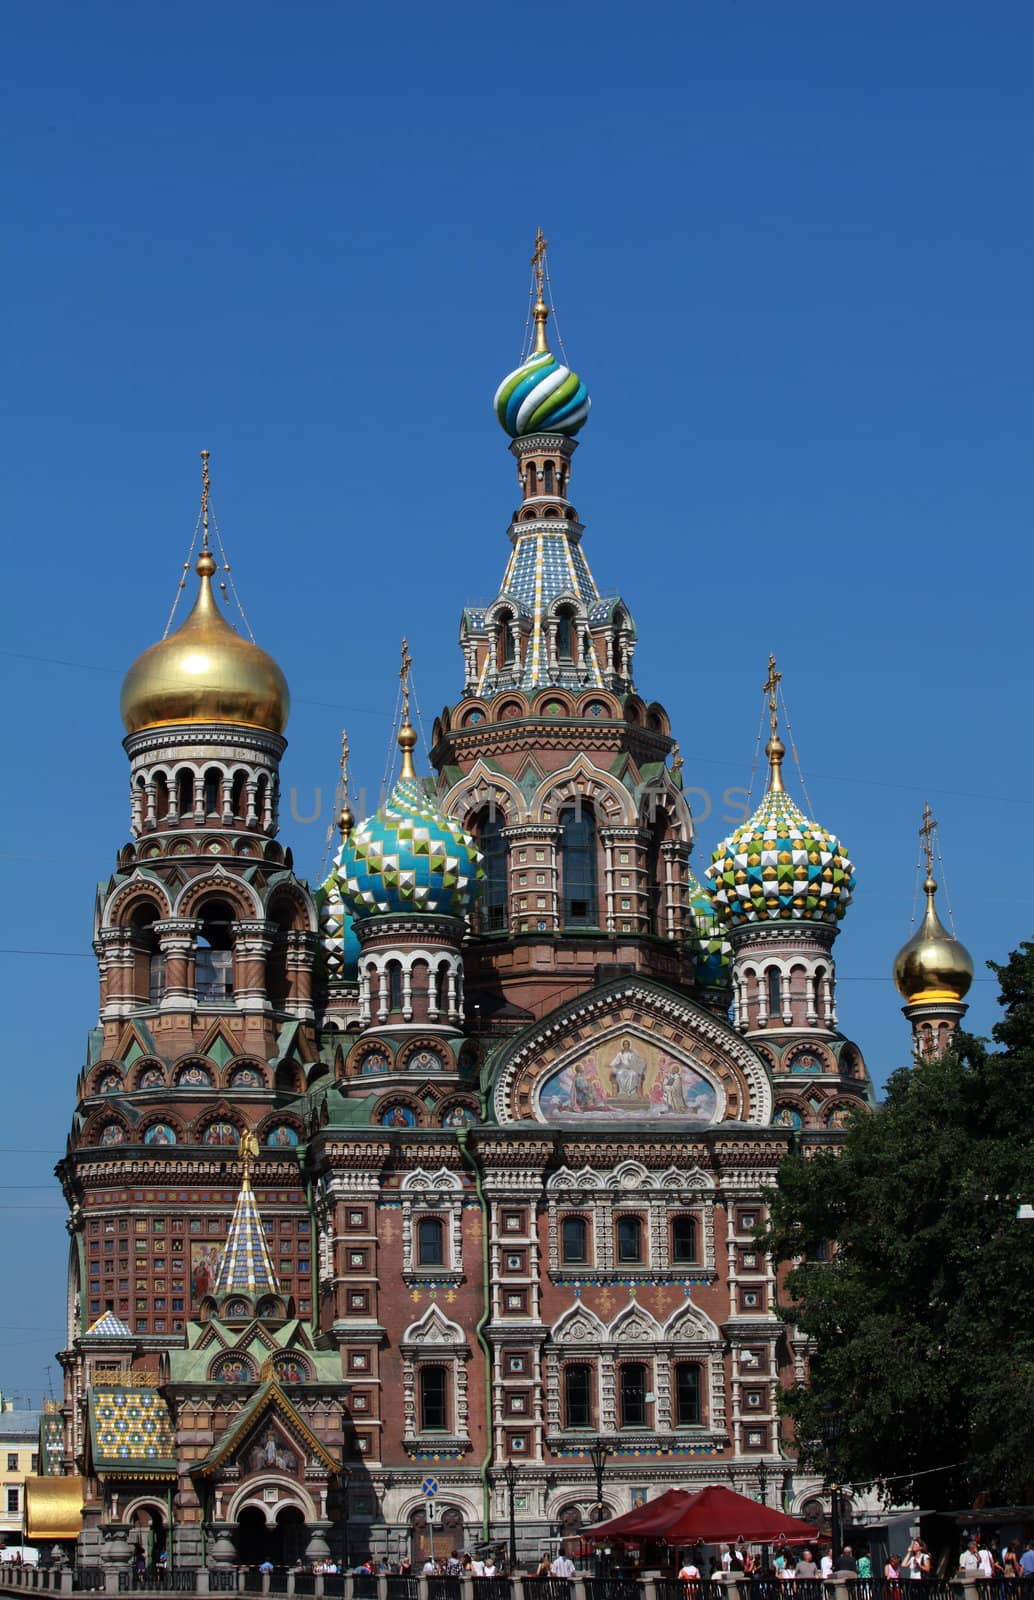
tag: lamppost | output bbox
[756,1460,770,1573]
[502,1462,519,1574]
[588,1440,611,1524]
[338,1465,352,1574]
[820,1413,844,1564]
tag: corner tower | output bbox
[431,234,699,1020]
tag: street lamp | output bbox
[756,1461,770,1573]
[501,1461,519,1574]
[820,1412,844,1563]
[588,1440,611,1523]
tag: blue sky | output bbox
[1,0,1032,1399]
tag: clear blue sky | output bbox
[1,0,1031,1400]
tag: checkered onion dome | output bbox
[317,874,361,980]
[338,776,482,918]
[707,786,855,928]
[688,871,732,990]
[494,348,591,437]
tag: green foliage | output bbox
[760,941,1034,1508]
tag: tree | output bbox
[760,941,1034,1508]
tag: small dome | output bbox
[338,772,481,920]
[687,871,732,991]
[494,347,591,438]
[894,876,973,1004]
[707,744,854,928]
[121,551,289,736]
[317,875,361,980]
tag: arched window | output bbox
[419,1367,448,1431]
[176,769,194,817]
[434,964,448,1013]
[543,460,555,495]
[387,962,403,1012]
[477,809,509,932]
[561,1215,588,1264]
[674,1361,701,1426]
[196,900,235,1001]
[496,611,516,669]
[255,773,269,826]
[129,903,164,1005]
[766,968,782,1016]
[154,773,170,822]
[559,802,598,927]
[671,1215,698,1264]
[555,608,575,664]
[203,768,222,816]
[564,1363,592,1428]
[417,1217,445,1267]
[231,771,248,818]
[616,1214,643,1264]
[619,1362,648,1427]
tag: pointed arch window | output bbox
[560,802,598,927]
[476,808,509,932]
[496,610,516,670]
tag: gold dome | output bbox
[121,550,290,736]
[893,874,973,1004]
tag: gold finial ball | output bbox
[196,549,217,578]
[893,878,974,1004]
[398,721,418,751]
[337,804,355,838]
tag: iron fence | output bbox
[208,1574,238,1593]
[73,1574,104,1594]
[427,1580,462,1600]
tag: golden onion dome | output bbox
[120,549,290,736]
[893,874,973,1004]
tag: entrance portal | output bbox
[236,1504,307,1568]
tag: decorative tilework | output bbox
[85,1310,132,1337]
[494,349,590,437]
[89,1386,175,1471]
[708,785,854,928]
[338,776,481,919]
[212,1177,279,1300]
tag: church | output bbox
[45,239,975,1572]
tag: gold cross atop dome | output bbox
[200,448,211,551]
[919,801,938,884]
[398,637,417,780]
[337,728,354,838]
[531,227,550,354]
[763,652,786,793]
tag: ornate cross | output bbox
[919,801,937,877]
[531,227,548,296]
[400,636,413,722]
[199,448,212,546]
[763,652,782,736]
[340,728,350,789]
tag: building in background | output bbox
[51,243,961,1571]
[0,1403,40,1548]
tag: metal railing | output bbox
[208,1575,238,1593]
[386,1580,420,1600]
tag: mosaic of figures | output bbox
[537,1032,719,1123]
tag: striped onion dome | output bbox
[494,346,591,437]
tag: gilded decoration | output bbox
[536,1031,719,1123]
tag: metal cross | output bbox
[531,227,548,295]
[919,801,937,877]
[400,636,412,721]
[763,652,782,736]
[200,448,211,546]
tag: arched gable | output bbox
[551,1304,608,1345]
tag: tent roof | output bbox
[590,1485,820,1545]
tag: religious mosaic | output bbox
[536,1034,718,1123]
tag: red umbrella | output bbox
[589,1485,820,1546]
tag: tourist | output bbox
[1019,1542,1034,1579]
[977,1542,997,1580]
[904,1539,931,1580]
[857,1552,872,1581]
[795,1550,819,1578]
[838,1548,858,1575]
[535,1555,552,1578]
[482,1556,497,1577]
[678,1555,701,1581]
[551,1552,576,1580]
[959,1540,981,1576]
[820,1550,834,1579]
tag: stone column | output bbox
[284,931,319,1020]
[206,1524,238,1570]
[232,919,276,1014]
[304,1523,333,1566]
[96,927,136,1020]
[155,919,200,1010]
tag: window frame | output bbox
[563,1362,593,1429]
[418,1365,449,1432]
[673,1360,702,1427]
[670,1213,698,1265]
[561,1214,589,1265]
[619,1361,649,1428]
[416,1216,446,1268]
[616,1213,644,1265]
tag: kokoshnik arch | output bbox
[43,238,974,1570]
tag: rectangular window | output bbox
[564,1364,592,1429]
[419,1367,448,1431]
[620,1362,648,1427]
[7,1488,19,1515]
[6,1452,17,1471]
[674,1362,701,1426]
[30,1455,38,1474]
[671,1215,698,1264]
[616,1214,643,1263]
[416,1218,444,1267]
[561,1215,588,1264]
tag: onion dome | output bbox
[894,873,973,1004]
[707,736,854,928]
[688,871,732,991]
[494,249,590,438]
[338,722,481,919]
[317,874,361,980]
[121,546,289,736]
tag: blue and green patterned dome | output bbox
[494,347,591,438]
[317,875,361,980]
[707,776,854,929]
[338,775,482,919]
[688,872,732,990]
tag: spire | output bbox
[531,227,550,354]
[337,729,354,838]
[763,653,785,793]
[398,636,417,780]
[212,1131,280,1301]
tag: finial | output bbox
[337,729,354,838]
[763,652,785,793]
[238,1128,260,1183]
[671,741,684,775]
[531,228,550,355]
[919,801,938,894]
[195,450,217,579]
[398,637,417,780]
